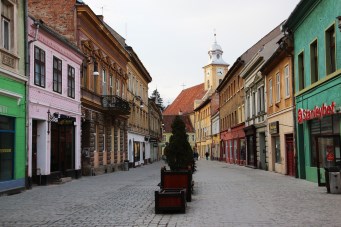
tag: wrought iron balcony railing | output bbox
[101,95,131,115]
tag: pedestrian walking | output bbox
[205,151,209,160]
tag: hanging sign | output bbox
[297,102,336,124]
[269,121,279,134]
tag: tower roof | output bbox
[207,33,228,66]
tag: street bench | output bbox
[155,188,186,214]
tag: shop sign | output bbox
[58,119,74,125]
[269,121,279,134]
[297,102,336,124]
[0,105,8,114]
[0,148,12,153]
[149,138,157,143]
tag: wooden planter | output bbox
[160,168,193,202]
[155,188,186,214]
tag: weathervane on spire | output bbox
[214,28,217,43]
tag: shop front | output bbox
[268,109,295,176]
[220,124,246,165]
[295,71,341,185]
[296,98,341,185]
[0,79,26,194]
[244,125,257,168]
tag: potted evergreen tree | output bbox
[164,115,195,171]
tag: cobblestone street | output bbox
[1,160,341,227]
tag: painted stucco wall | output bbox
[292,0,341,182]
[27,18,83,176]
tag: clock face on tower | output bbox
[216,68,224,76]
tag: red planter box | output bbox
[160,168,193,202]
[155,188,186,214]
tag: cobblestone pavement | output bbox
[1,160,341,227]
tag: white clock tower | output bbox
[203,34,229,92]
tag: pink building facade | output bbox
[27,17,84,185]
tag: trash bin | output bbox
[324,166,341,194]
[124,160,129,171]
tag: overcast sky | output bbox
[85,0,300,106]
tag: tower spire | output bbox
[214,28,217,43]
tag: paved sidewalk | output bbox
[1,160,341,227]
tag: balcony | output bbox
[101,95,131,115]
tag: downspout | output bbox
[24,0,29,189]
[283,32,298,178]
[25,16,40,188]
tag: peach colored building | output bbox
[260,36,295,176]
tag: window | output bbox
[109,75,113,95]
[269,79,273,106]
[53,57,62,93]
[284,65,290,98]
[298,52,305,90]
[1,0,13,51]
[310,40,318,83]
[258,86,264,113]
[0,115,14,181]
[67,65,75,98]
[326,25,336,75]
[102,69,106,95]
[2,16,9,50]
[34,46,45,87]
[252,92,256,116]
[116,79,120,96]
[276,72,280,103]
[247,95,250,118]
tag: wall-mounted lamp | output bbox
[47,109,59,134]
[337,16,341,32]
[93,61,99,76]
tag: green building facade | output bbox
[283,0,341,185]
[0,0,27,194]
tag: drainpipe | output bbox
[24,0,30,189]
[283,31,298,178]
[25,16,40,189]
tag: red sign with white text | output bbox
[297,102,336,124]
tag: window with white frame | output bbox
[269,79,273,106]
[284,65,290,98]
[258,86,264,113]
[116,79,120,96]
[109,75,113,95]
[252,92,256,116]
[247,95,250,119]
[1,0,14,51]
[276,72,280,103]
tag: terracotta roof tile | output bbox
[163,115,194,133]
[163,83,205,115]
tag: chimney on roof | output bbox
[179,110,183,115]
[97,15,104,21]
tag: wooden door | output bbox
[286,134,295,177]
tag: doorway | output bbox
[286,134,295,177]
[315,136,340,186]
[50,122,75,175]
[259,132,266,170]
